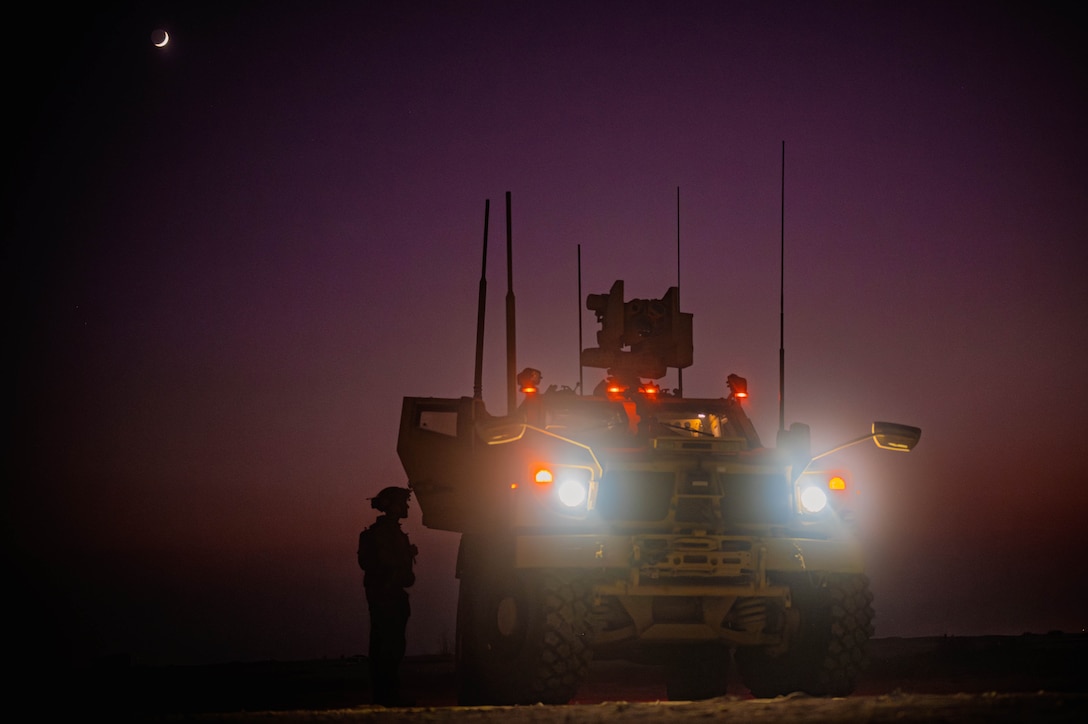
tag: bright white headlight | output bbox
[799,484,829,514]
[556,478,588,507]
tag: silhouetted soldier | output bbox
[357,486,417,706]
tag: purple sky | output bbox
[8,2,1087,665]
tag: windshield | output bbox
[653,412,725,438]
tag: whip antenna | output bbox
[676,186,683,397]
[779,142,786,434]
[505,192,517,414]
[577,244,584,396]
[473,199,490,399]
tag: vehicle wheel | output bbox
[664,644,731,700]
[456,566,593,705]
[736,573,874,698]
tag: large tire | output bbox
[663,644,731,700]
[736,573,874,698]
[456,566,594,705]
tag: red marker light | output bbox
[517,367,542,395]
[726,373,748,400]
[604,377,628,399]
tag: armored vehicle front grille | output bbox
[675,496,719,527]
[720,472,791,524]
[597,470,674,521]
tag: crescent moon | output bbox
[152,29,169,48]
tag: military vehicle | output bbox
[397,205,920,705]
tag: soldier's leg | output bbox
[369,591,410,705]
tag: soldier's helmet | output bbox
[370,486,411,512]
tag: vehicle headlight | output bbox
[799,484,829,514]
[556,477,588,507]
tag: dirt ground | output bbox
[109,634,1086,722]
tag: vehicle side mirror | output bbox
[872,422,921,451]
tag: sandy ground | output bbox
[143,694,1086,723]
[107,634,1086,722]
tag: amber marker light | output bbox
[534,468,554,485]
[829,475,847,491]
[638,382,660,398]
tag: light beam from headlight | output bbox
[800,485,829,513]
[557,478,588,507]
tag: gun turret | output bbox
[581,280,693,382]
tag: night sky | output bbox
[7,2,1087,666]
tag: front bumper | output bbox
[513,532,864,595]
[513,532,863,647]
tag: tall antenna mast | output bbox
[577,244,584,396]
[778,142,786,435]
[473,199,490,399]
[505,191,517,415]
[676,186,683,397]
